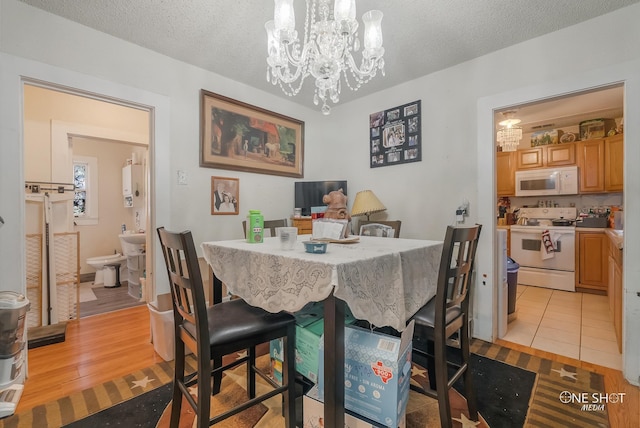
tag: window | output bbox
[73,156,99,225]
[73,162,87,217]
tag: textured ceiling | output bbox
[19,0,635,120]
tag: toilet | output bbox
[86,253,127,287]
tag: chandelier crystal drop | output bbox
[265,0,385,115]
[496,112,522,152]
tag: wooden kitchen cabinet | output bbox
[577,139,605,193]
[515,143,575,170]
[546,143,576,166]
[516,147,544,169]
[576,231,608,294]
[604,134,624,192]
[292,217,312,234]
[496,151,516,196]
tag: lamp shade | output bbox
[351,190,386,218]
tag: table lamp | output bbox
[351,190,386,221]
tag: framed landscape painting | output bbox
[200,90,304,178]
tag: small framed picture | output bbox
[211,176,239,215]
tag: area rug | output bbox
[472,340,610,427]
[0,340,609,428]
[78,282,98,303]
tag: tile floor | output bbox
[501,284,622,370]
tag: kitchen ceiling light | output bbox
[265,0,385,115]
[497,111,522,152]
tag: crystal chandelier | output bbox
[496,111,522,152]
[265,0,385,115]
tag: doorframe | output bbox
[0,52,171,301]
[475,59,640,384]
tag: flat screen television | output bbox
[294,180,348,217]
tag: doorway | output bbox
[23,83,152,324]
[491,85,624,370]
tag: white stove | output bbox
[510,207,577,292]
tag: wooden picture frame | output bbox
[211,176,239,215]
[200,90,304,177]
[369,100,422,168]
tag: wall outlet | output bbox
[177,170,188,185]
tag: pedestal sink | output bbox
[118,233,146,245]
[119,233,146,256]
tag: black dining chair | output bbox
[241,218,288,238]
[156,227,297,428]
[409,224,482,428]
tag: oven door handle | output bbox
[512,230,574,237]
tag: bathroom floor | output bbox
[501,284,622,370]
[78,281,144,318]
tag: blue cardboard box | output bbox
[270,302,356,383]
[317,322,414,428]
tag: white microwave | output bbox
[515,166,578,196]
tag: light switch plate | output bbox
[177,170,187,185]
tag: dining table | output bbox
[201,234,443,428]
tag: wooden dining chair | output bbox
[156,227,297,428]
[358,220,401,238]
[241,218,288,238]
[409,224,482,428]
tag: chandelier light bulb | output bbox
[363,10,384,55]
[334,0,356,22]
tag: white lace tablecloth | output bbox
[201,235,443,331]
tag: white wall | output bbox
[1,0,640,382]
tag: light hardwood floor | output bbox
[17,306,640,427]
[18,305,163,412]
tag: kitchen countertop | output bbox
[577,227,624,249]
[605,229,624,249]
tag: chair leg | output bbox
[212,355,222,395]
[198,357,212,428]
[248,346,256,399]
[169,344,185,428]
[461,323,478,421]
[434,334,452,428]
[426,340,437,390]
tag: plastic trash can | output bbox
[148,294,175,362]
[507,257,519,315]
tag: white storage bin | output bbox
[129,283,142,299]
[148,294,175,361]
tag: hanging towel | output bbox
[541,230,555,260]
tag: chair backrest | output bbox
[241,219,288,238]
[358,220,402,238]
[435,225,482,330]
[156,227,210,358]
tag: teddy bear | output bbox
[321,188,351,237]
